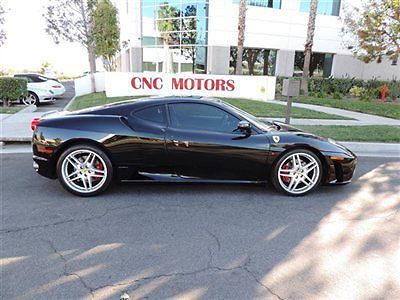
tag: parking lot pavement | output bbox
[1,155,399,299]
[36,80,75,113]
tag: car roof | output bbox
[73,96,227,115]
[105,96,224,108]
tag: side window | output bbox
[132,105,165,124]
[15,75,32,82]
[168,103,240,133]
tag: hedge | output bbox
[276,77,400,101]
[0,77,28,105]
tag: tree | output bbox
[157,4,180,73]
[44,0,97,91]
[0,1,6,46]
[181,5,199,73]
[235,0,247,75]
[157,5,180,45]
[92,0,120,71]
[40,61,52,75]
[301,0,318,94]
[343,0,400,64]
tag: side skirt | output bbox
[120,172,266,185]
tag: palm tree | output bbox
[301,0,318,94]
[235,0,246,75]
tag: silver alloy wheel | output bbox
[61,149,108,194]
[277,152,320,195]
[22,93,37,105]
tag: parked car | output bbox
[31,97,357,197]
[14,73,66,100]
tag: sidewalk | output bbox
[0,106,42,142]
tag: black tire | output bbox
[21,92,39,106]
[56,144,113,197]
[271,149,322,196]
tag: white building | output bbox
[114,0,399,80]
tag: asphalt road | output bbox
[1,154,399,299]
[36,81,75,113]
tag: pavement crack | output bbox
[0,203,141,235]
[243,265,285,300]
[205,229,221,251]
[90,258,251,294]
[44,239,95,299]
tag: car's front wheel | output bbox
[56,144,113,196]
[271,149,322,196]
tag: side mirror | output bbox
[237,120,251,134]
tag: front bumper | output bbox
[322,151,357,184]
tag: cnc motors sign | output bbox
[105,72,276,101]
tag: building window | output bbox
[294,51,334,78]
[142,0,209,73]
[232,0,281,9]
[229,47,277,76]
[300,0,341,16]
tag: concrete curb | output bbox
[19,104,38,114]
[63,96,76,111]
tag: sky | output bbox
[0,0,90,75]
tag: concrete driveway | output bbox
[1,155,399,299]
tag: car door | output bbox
[121,104,170,176]
[165,102,270,181]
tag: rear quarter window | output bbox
[132,105,165,124]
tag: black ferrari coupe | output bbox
[32,97,357,197]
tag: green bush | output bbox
[0,77,28,106]
[276,76,400,101]
[387,79,400,101]
[349,86,364,97]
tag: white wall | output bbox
[332,55,400,80]
[208,0,346,54]
[74,73,106,97]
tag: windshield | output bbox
[221,101,273,132]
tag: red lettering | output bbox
[184,78,195,90]
[142,77,152,89]
[153,77,163,89]
[226,79,235,91]
[195,78,204,90]
[204,79,215,91]
[131,77,141,89]
[172,78,184,90]
[215,79,226,91]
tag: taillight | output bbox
[52,85,62,88]
[31,118,41,131]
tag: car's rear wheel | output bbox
[56,144,113,197]
[271,149,322,196]
[21,92,39,106]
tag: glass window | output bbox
[168,103,240,133]
[294,51,334,78]
[142,1,209,73]
[229,47,277,76]
[232,0,281,9]
[300,0,341,16]
[133,105,166,124]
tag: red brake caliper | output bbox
[94,161,103,182]
[281,165,291,183]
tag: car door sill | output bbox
[120,172,266,184]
